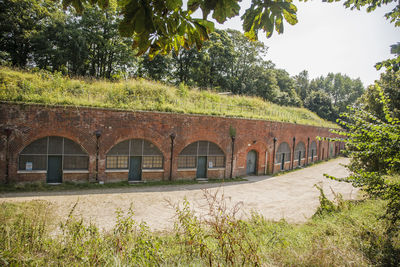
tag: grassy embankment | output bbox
[1,186,399,266]
[0,67,338,128]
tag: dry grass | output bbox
[0,66,338,128]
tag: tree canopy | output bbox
[59,0,299,57]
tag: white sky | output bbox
[211,0,399,87]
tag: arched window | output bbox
[275,142,291,164]
[19,136,88,170]
[295,142,306,159]
[106,139,163,169]
[310,141,317,161]
[178,141,225,169]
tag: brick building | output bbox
[0,103,341,183]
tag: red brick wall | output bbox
[0,103,338,183]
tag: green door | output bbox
[196,156,207,178]
[47,156,62,183]
[129,156,142,181]
[298,151,302,166]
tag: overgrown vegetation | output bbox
[1,189,398,266]
[0,67,337,127]
[325,80,400,265]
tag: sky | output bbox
[210,0,399,87]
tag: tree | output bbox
[59,0,299,57]
[0,0,60,67]
[294,70,310,102]
[359,70,400,119]
[274,69,302,107]
[304,90,335,121]
[30,4,137,78]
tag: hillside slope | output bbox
[0,67,338,128]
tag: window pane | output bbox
[178,156,196,168]
[20,137,47,155]
[142,156,163,169]
[48,136,63,154]
[143,141,162,156]
[130,139,143,155]
[152,156,163,168]
[198,141,208,156]
[208,143,224,155]
[106,156,128,169]
[180,142,197,155]
[108,140,129,155]
[208,156,224,168]
[117,156,128,169]
[215,156,225,167]
[64,138,87,155]
[142,156,153,169]
[107,156,118,169]
[64,156,88,170]
[19,155,47,170]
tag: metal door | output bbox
[298,151,302,166]
[129,156,142,181]
[246,150,257,174]
[47,156,62,183]
[281,153,285,170]
[196,156,207,178]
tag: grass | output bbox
[1,188,399,266]
[0,66,338,128]
[0,177,247,194]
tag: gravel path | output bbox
[0,158,357,232]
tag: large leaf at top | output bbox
[61,0,299,56]
[242,0,298,40]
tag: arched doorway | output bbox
[19,136,89,184]
[246,150,257,175]
[310,141,317,162]
[294,142,306,167]
[106,139,163,181]
[276,142,291,171]
[178,141,225,179]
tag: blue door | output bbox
[196,156,207,178]
[47,156,62,183]
[129,156,142,181]
[246,150,257,174]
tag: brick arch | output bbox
[236,140,268,176]
[104,137,167,159]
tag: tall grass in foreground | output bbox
[0,67,338,128]
[1,188,399,266]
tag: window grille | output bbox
[19,155,47,170]
[18,136,88,171]
[275,142,291,163]
[310,141,317,156]
[208,156,225,168]
[106,139,163,169]
[178,141,225,169]
[294,142,306,159]
[106,156,128,169]
[178,156,196,168]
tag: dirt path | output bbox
[0,158,357,232]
